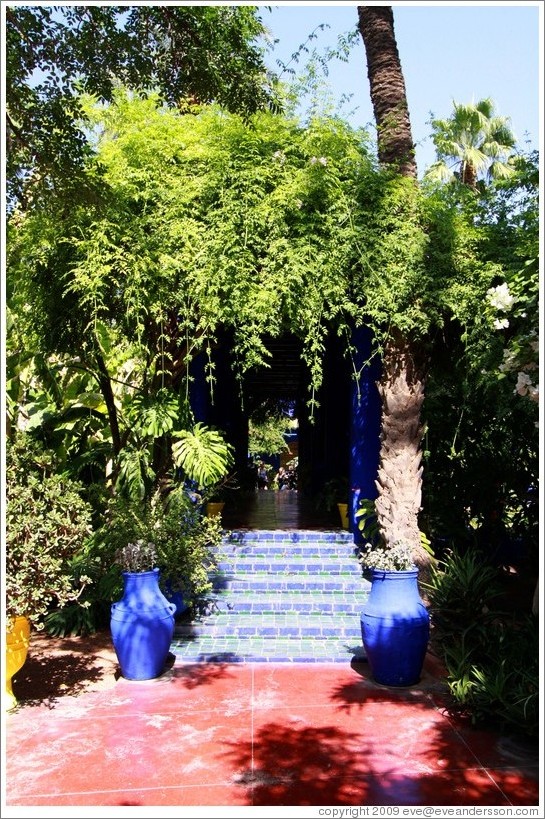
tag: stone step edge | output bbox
[202,604,366,613]
[173,654,367,664]
[213,572,363,581]
[211,580,365,590]
[217,553,360,561]
[174,624,363,638]
[205,588,370,598]
[224,529,353,538]
[177,615,363,628]
[172,634,365,645]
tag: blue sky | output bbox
[260,2,542,175]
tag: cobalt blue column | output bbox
[350,326,382,542]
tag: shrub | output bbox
[92,489,224,605]
[423,547,539,736]
[6,434,93,629]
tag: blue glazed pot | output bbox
[167,590,188,617]
[164,580,189,617]
[111,568,176,681]
[361,568,430,687]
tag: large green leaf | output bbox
[172,423,234,488]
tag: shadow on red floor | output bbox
[4,653,540,809]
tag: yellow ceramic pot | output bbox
[5,615,31,711]
[337,503,349,530]
[206,502,225,519]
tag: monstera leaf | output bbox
[172,423,234,488]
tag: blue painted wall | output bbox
[350,327,382,542]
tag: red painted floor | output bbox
[4,656,540,809]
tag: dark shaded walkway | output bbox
[222,489,342,531]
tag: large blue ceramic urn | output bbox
[361,568,430,687]
[110,568,176,681]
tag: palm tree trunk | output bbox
[375,329,429,571]
[358,6,430,574]
[357,6,416,177]
[461,160,477,189]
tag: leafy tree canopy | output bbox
[8,91,534,509]
[9,91,514,406]
[5,3,277,209]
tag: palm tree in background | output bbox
[425,97,516,189]
[357,6,429,573]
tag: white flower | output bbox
[358,541,415,572]
[318,156,327,166]
[487,283,515,312]
[309,156,327,166]
[493,318,509,330]
[272,150,286,164]
[295,199,303,209]
[499,349,518,372]
[514,372,532,396]
[528,385,539,403]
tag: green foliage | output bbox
[5,305,111,490]
[7,91,539,597]
[423,548,502,632]
[6,4,277,209]
[8,94,378,432]
[425,98,516,187]
[44,603,102,639]
[11,92,518,447]
[354,497,382,546]
[116,445,156,503]
[44,550,121,637]
[477,151,539,409]
[420,150,539,555]
[354,177,431,339]
[5,434,93,628]
[42,482,225,636]
[442,618,538,736]
[172,423,235,489]
[424,547,538,736]
[128,389,180,439]
[421,356,539,552]
[248,403,294,457]
[90,490,224,608]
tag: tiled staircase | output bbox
[171,529,370,663]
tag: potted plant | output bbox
[110,538,177,681]
[5,434,92,709]
[357,540,430,687]
[100,488,223,636]
[150,489,224,614]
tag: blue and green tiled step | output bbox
[171,530,370,663]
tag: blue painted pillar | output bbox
[350,326,382,542]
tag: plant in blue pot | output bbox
[358,540,430,687]
[110,539,176,681]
